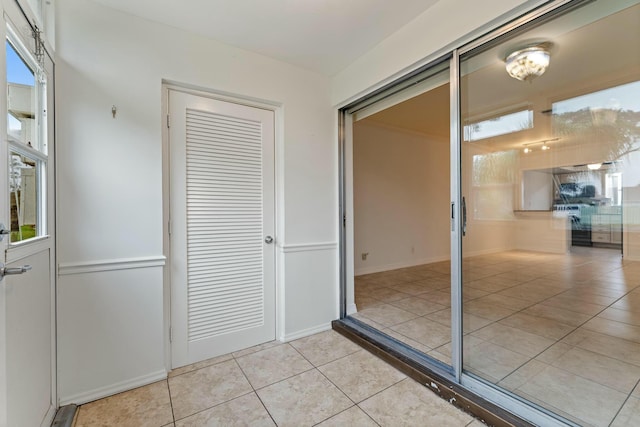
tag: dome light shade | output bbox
[587,163,602,170]
[505,46,550,81]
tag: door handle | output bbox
[0,263,32,281]
[264,236,274,244]
[462,196,467,237]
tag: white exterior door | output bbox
[0,3,56,427]
[168,90,276,368]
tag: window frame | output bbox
[6,24,48,246]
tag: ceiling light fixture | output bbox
[505,44,551,82]
[522,137,559,154]
[587,163,602,170]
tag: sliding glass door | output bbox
[459,2,640,426]
[342,0,640,425]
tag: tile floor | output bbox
[353,247,640,427]
[73,330,482,427]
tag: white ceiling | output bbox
[90,0,440,76]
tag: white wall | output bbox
[331,0,535,106]
[353,121,450,274]
[56,0,336,404]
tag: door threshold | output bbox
[332,318,533,427]
[51,404,77,427]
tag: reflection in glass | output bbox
[460,1,640,425]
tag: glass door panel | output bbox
[459,2,640,425]
[351,62,455,366]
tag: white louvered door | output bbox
[169,90,275,368]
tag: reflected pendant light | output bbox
[505,45,551,82]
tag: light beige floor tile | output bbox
[357,304,419,327]
[540,295,607,316]
[518,365,627,427]
[471,293,532,311]
[235,344,313,389]
[466,420,489,427]
[174,392,274,427]
[232,340,283,358]
[75,381,173,427]
[355,296,383,310]
[315,406,378,427]
[390,317,451,348]
[390,282,437,296]
[499,312,575,340]
[426,309,493,333]
[463,300,516,321]
[471,323,555,357]
[557,289,619,305]
[169,353,233,378]
[535,342,573,364]
[169,360,252,420]
[390,297,447,316]
[463,288,491,301]
[498,359,549,391]
[551,346,640,394]
[418,290,452,307]
[464,341,531,382]
[368,287,412,303]
[359,378,474,426]
[290,330,361,367]
[563,328,640,366]
[319,350,406,402]
[582,317,640,343]
[599,307,640,326]
[256,369,352,427]
[382,328,432,354]
[434,335,485,361]
[611,397,640,427]
[522,304,592,327]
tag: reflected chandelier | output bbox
[505,44,551,82]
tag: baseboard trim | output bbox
[347,303,358,315]
[59,370,167,406]
[355,255,450,276]
[58,256,166,276]
[281,322,332,342]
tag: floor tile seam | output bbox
[251,389,279,427]
[309,347,366,370]
[509,387,593,426]
[287,338,361,369]
[570,330,640,367]
[309,405,382,427]
[168,358,235,379]
[469,333,553,361]
[519,357,633,400]
[164,379,177,426]
[170,389,257,423]
[544,348,640,395]
[311,347,408,405]
[250,365,318,392]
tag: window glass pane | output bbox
[6,40,36,149]
[9,152,39,243]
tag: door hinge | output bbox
[169,326,173,342]
[166,114,170,128]
[343,214,346,227]
[168,220,172,236]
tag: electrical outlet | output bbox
[362,252,369,261]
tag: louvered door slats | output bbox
[186,108,264,342]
